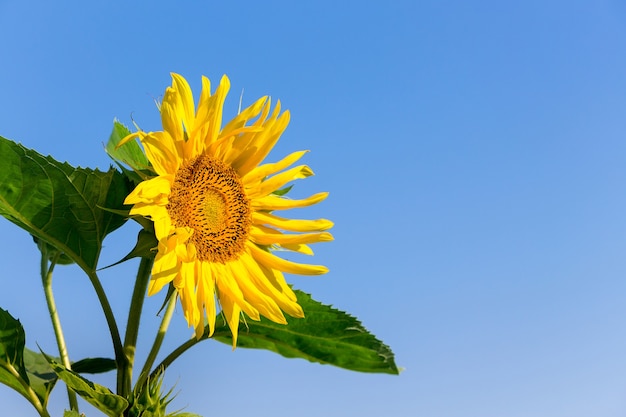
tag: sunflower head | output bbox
[118,73,333,345]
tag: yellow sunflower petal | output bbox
[205,75,230,149]
[251,192,328,211]
[242,150,308,185]
[228,259,286,324]
[160,87,184,148]
[221,96,268,136]
[149,244,179,295]
[235,106,290,176]
[250,225,334,246]
[170,73,196,133]
[141,131,180,175]
[247,242,328,275]
[174,261,200,329]
[218,291,241,347]
[257,262,300,304]
[129,203,168,222]
[196,261,216,336]
[125,175,172,206]
[278,243,314,255]
[239,252,303,318]
[252,211,333,232]
[116,131,145,148]
[213,263,260,321]
[246,165,314,198]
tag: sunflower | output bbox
[119,73,332,345]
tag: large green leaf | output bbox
[0,136,130,273]
[213,291,399,374]
[43,353,128,417]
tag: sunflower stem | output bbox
[85,270,126,396]
[149,329,229,380]
[135,294,177,392]
[149,337,197,379]
[4,360,51,417]
[39,247,79,413]
[119,257,154,398]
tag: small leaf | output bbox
[63,410,83,417]
[105,120,151,183]
[0,310,55,409]
[272,184,293,196]
[212,291,399,374]
[0,308,28,383]
[71,357,116,374]
[23,348,57,406]
[101,229,157,270]
[0,136,131,273]
[43,353,128,417]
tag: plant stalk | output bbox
[5,360,51,417]
[149,329,228,380]
[40,251,79,412]
[86,270,126,395]
[119,256,154,397]
[135,294,177,392]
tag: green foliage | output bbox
[103,229,158,271]
[105,120,149,170]
[23,348,58,407]
[212,291,399,374]
[105,120,152,184]
[71,357,116,374]
[271,184,293,196]
[63,410,83,417]
[0,307,31,399]
[0,310,57,410]
[0,136,130,273]
[43,353,128,417]
[128,371,176,417]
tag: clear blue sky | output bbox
[2,1,626,416]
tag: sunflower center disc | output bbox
[167,154,251,263]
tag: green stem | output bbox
[149,337,197,380]
[40,250,79,412]
[119,257,154,397]
[149,330,228,380]
[3,360,51,417]
[85,270,126,393]
[135,294,177,391]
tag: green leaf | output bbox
[272,184,293,196]
[0,308,28,382]
[63,410,83,417]
[0,311,56,411]
[43,353,128,417]
[105,120,151,183]
[71,357,117,374]
[0,308,32,401]
[0,136,131,273]
[101,229,157,270]
[212,291,399,374]
[23,348,57,407]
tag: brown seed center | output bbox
[167,154,251,263]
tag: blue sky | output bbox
[2,1,626,416]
